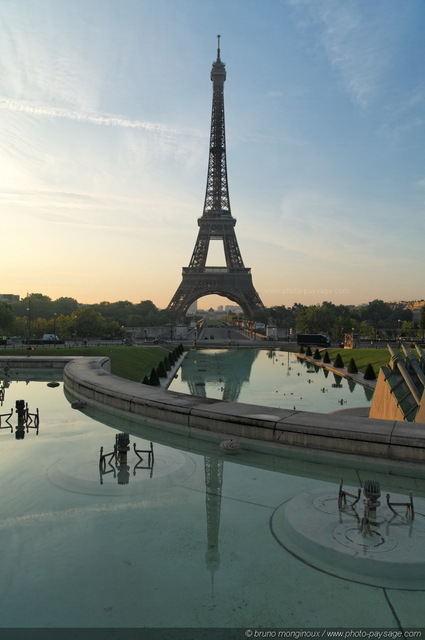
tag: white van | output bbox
[42,334,60,341]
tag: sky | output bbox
[1,0,424,311]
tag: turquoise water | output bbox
[169,348,373,412]
[1,366,424,635]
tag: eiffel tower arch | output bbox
[167,37,265,320]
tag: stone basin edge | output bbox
[2,355,424,463]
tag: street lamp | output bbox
[26,306,30,347]
[53,313,57,348]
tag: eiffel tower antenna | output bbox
[167,38,265,320]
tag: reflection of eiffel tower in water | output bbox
[204,456,223,594]
[183,349,258,401]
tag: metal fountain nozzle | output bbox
[363,480,381,504]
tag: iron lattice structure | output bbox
[167,37,265,319]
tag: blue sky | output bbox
[1,0,424,310]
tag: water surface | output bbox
[1,370,423,635]
[169,348,373,412]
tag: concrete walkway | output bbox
[296,352,376,388]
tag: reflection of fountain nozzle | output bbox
[0,399,40,438]
[115,432,130,454]
[115,434,131,483]
[99,434,154,485]
[16,399,27,439]
[117,464,130,485]
[360,480,381,534]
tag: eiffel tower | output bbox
[167,37,265,320]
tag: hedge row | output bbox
[142,344,184,386]
[327,351,376,380]
[301,348,376,381]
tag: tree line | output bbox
[0,293,424,341]
[0,294,174,340]
[251,299,425,340]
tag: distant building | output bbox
[0,294,20,303]
[387,299,425,322]
[404,300,425,310]
[404,300,425,323]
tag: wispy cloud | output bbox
[244,186,416,269]
[0,98,200,135]
[287,0,406,108]
[377,86,425,139]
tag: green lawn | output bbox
[0,346,173,382]
[326,348,391,374]
[280,346,392,375]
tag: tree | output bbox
[364,363,376,380]
[157,308,173,324]
[347,358,358,374]
[126,313,143,328]
[359,300,392,334]
[296,303,335,334]
[71,307,106,338]
[0,301,15,333]
[251,308,269,325]
[31,317,49,338]
[56,314,76,339]
[53,297,79,316]
[137,300,156,313]
[11,316,29,339]
[149,368,160,386]
[420,305,425,339]
[13,293,53,319]
[156,361,167,377]
[400,321,416,338]
[359,320,374,340]
[333,353,344,368]
[268,305,295,330]
[107,321,124,338]
[93,300,134,325]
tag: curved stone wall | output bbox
[61,355,425,464]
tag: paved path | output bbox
[297,353,377,390]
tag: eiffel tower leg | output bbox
[167,269,264,320]
[167,277,197,321]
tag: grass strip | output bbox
[325,348,390,373]
[0,346,172,382]
[280,346,391,374]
